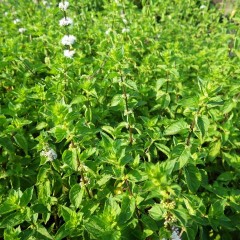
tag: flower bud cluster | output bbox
[162,200,176,210]
[58,1,76,58]
[163,212,177,227]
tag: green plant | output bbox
[0,0,240,239]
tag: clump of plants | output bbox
[0,0,240,239]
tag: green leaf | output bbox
[51,126,68,142]
[31,204,50,214]
[55,223,72,240]
[222,100,236,115]
[80,147,96,161]
[184,164,201,193]
[0,211,27,228]
[172,145,191,171]
[208,140,221,162]
[62,149,78,171]
[164,120,189,135]
[149,204,164,221]
[171,208,189,226]
[97,174,112,186]
[110,94,124,107]
[125,79,138,91]
[197,116,205,137]
[36,122,48,130]
[156,78,167,90]
[69,184,84,209]
[35,223,54,240]
[0,202,19,215]
[118,195,135,225]
[13,133,28,154]
[0,136,15,152]
[20,186,34,207]
[85,216,106,238]
[154,143,170,158]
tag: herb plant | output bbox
[0,0,240,239]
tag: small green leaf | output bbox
[0,202,19,215]
[154,143,170,158]
[208,140,221,162]
[118,195,135,225]
[80,147,96,161]
[0,136,15,152]
[35,223,54,240]
[0,211,27,228]
[62,149,78,171]
[13,133,28,154]
[184,164,201,193]
[164,120,189,135]
[32,204,50,214]
[149,204,164,221]
[110,94,124,107]
[69,184,84,209]
[156,78,167,90]
[51,126,68,142]
[172,145,191,171]
[55,223,71,240]
[36,122,48,130]
[197,116,205,137]
[20,186,34,207]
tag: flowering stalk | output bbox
[58,1,76,59]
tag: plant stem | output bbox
[120,73,133,144]
[186,108,200,146]
[74,144,93,199]
[124,179,143,231]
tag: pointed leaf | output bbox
[20,186,34,207]
[184,164,201,193]
[69,184,84,209]
[164,120,189,135]
[118,195,135,225]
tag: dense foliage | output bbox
[0,0,240,239]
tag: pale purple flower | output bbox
[61,35,76,45]
[171,227,181,240]
[59,1,69,11]
[64,49,75,58]
[59,17,73,26]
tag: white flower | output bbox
[122,27,130,33]
[18,28,26,33]
[122,18,128,24]
[105,28,111,35]
[59,17,73,26]
[41,148,57,161]
[200,5,206,10]
[13,18,20,24]
[42,0,48,5]
[61,35,76,45]
[59,1,69,11]
[64,49,75,58]
[4,12,8,16]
